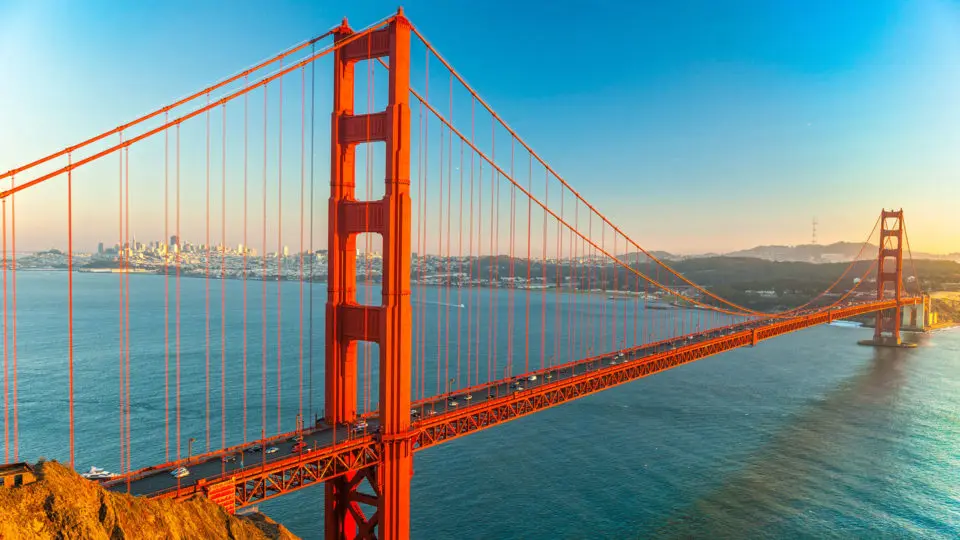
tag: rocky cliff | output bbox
[0,461,299,540]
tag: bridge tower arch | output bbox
[325,10,412,540]
[873,209,905,345]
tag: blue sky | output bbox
[1,0,959,254]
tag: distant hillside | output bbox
[617,250,685,262]
[723,242,959,263]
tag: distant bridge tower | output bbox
[872,209,905,345]
[325,10,412,540]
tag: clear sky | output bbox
[2,0,959,254]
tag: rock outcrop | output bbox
[0,460,299,539]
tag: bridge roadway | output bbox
[102,298,918,506]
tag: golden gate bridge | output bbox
[0,9,928,539]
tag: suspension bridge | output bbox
[0,10,929,539]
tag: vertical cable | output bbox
[524,154,531,372]
[507,140,515,377]
[276,64,284,435]
[308,43,316,422]
[221,104,228,451]
[299,65,305,423]
[540,168,547,371]
[488,119,495,383]
[475,159,482,385]
[457,134,464,388]
[9,173,16,462]
[176,125,182,461]
[2,197,7,464]
[67,155,75,468]
[205,94,212,452]
[555,185,563,366]
[118,134,125,472]
[262,84,268,438]
[466,98,475,387]
[163,112,170,462]
[415,99,423,400]
[243,75,250,442]
[445,73,453,394]
[437,100,444,397]
[124,145,132,473]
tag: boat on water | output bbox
[829,320,862,329]
[80,466,116,480]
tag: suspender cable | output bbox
[276,63,284,435]
[308,43,316,422]
[164,113,170,462]
[524,154,531,372]
[175,125,182,461]
[2,198,6,464]
[11,176,16,462]
[118,134,126,473]
[205,95,212,452]
[243,76,250,442]
[262,84,268,438]
[67,155,75,468]
[299,65,305,423]
[221,103,228,452]
[124,146,132,474]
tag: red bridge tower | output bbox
[871,209,905,345]
[325,10,413,540]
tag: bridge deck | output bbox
[103,298,917,508]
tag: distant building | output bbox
[282,246,289,257]
[97,242,104,254]
[170,235,179,247]
[0,462,36,488]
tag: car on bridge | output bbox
[292,441,307,453]
[170,467,189,479]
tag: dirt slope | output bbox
[0,461,300,540]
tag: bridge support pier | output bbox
[325,10,413,540]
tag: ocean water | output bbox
[2,272,958,538]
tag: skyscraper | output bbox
[97,242,104,254]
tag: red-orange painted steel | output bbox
[136,298,919,514]
[326,16,362,539]
[378,12,413,540]
[325,11,413,539]
[874,210,905,343]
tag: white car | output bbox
[170,466,189,479]
[352,421,368,432]
[265,446,279,454]
[527,375,537,382]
